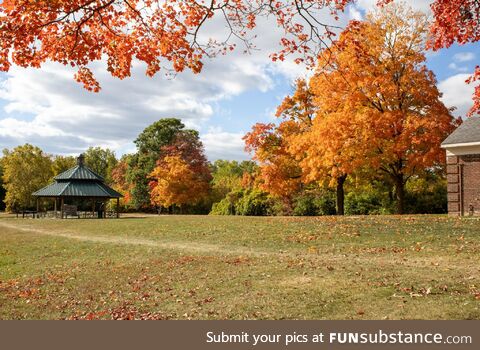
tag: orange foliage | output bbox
[379,0,480,115]
[243,79,316,200]
[244,122,303,200]
[0,1,478,112]
[0,0,351,90]
[276,79,315,125]
[305,5,458,213]
[246,4,459,214]
[149,155,210,208]
[111,160,132,205]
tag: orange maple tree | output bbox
[149,155,210,210]
[246,4,459,215]
[306,5,458,214]
[111,158,133,205]
[244,80,315,203]
[149,131,211,210]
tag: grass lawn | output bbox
[0,214,479,320]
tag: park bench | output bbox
[63,205,80,219]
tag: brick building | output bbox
[441,117,480,216]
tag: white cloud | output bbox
[0,8,353,160]
[448,62,469,73]
[439,74,476,118]
[354,0,433,15]
[453,52,476,63]
[201,128,248,161]
[348,6,363,21]
[0,51,276,158]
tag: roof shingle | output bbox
[33,181,122,198]
[55,165,105,181]
[442,117,480,146]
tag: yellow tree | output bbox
[305,4,458,214]
[52,155,76,177]
[2,144,53,211]
[150,155,210,211]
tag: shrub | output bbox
[345,192,383,215]
[210,198,235,215]
[235,189,272,216]
[313,194,337,216]
[293,195,318,216]
[292,192,336,216]
[405,179,447,214]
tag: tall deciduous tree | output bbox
[246,4,458,215]
[149,128,212,211]
[244,122,304,203]
[2,144,53,211]
[52,155,77,177]
[84,147,118,183]
[306,5,458,214]
[244,79,314,203]
[150,155,210,211]
[126,118,193,209]
[111,154,134,206]
[0,159,6,211]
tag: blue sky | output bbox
[0,1,479,161]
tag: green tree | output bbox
[52,155,76,177]
[84,147,118,184]
[0,159,6,211]
[2,144,53,212]
[210,160,256,199]
[127,118,196,210]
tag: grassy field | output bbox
[0,213,479,320]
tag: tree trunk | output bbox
[394,176,405,215]
[336,175,347,216]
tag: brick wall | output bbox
[447,154,480,216]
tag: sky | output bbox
[0,0,479,161]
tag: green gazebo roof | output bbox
[55,164,105,181]
[33,154,122,199]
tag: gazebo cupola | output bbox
[33,154,122,218]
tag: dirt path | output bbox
[0,221,281,258]
[1,221,467,272]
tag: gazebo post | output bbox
[60,197,64,219]
[54,198,57,218]
[116,198,120,219]
[36,198,39,219]
[92,198,96,219]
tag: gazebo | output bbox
[33,154,122,219]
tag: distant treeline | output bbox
[1,118,447,216]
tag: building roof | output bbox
[442,117,480,146]
[33,181,122,198]
[32,154,122,198]
[55,165,104,181]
